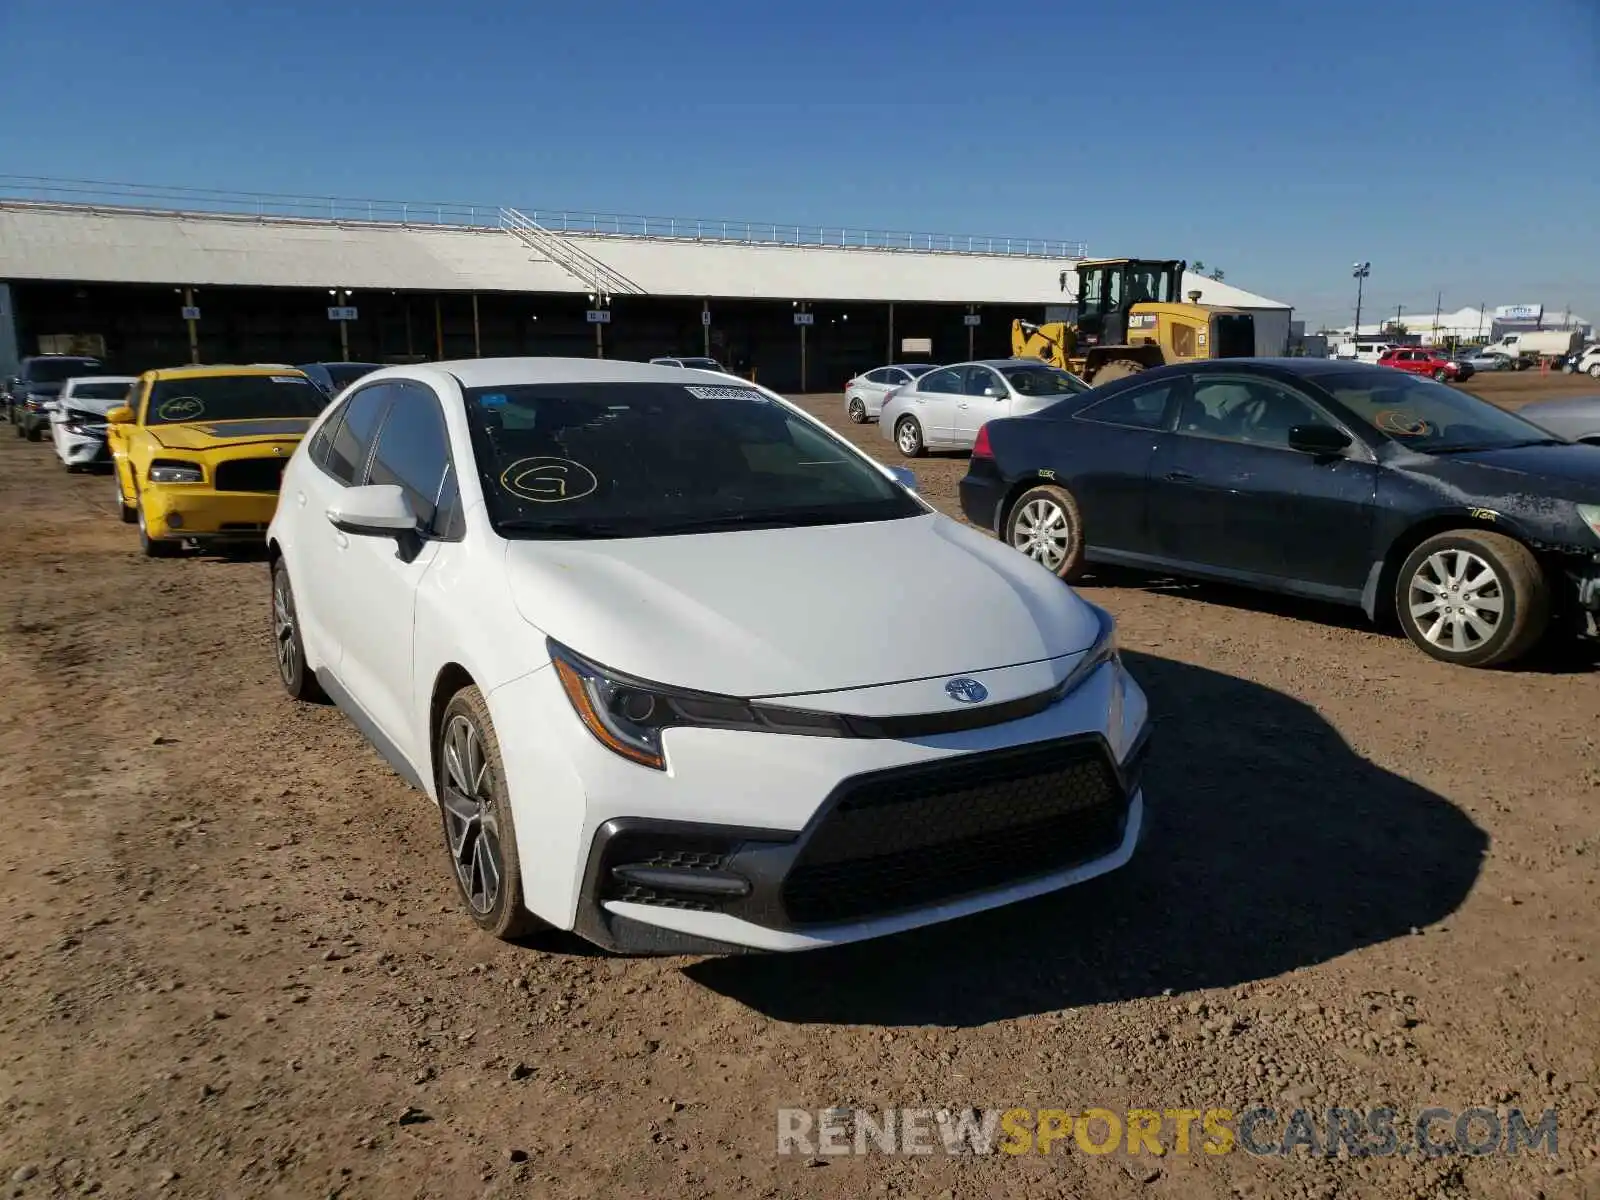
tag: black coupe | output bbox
[959,359,1600,667]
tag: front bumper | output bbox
[55,429,110,465]
[488,653,1151,955]
[140,485,279,541]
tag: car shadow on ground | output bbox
[684,650,1488,1026]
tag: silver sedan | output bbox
[844,363,941,423]
[879,359,1090,456]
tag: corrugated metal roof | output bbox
[0,202,1291,309]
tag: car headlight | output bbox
[148,460,204,484]
[548,640,849,770]
[1578,504,1600,543]
[1056,603,1120,699]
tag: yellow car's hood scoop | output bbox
[149,418,314,449]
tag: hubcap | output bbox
[1408,549,1505,654]
[441,714,502,915]
[272,571,297,686]
[898,422,917,453]
[1012,498,1072,571]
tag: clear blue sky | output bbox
[2,0,1597,328]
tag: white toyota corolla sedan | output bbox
[266,358,1150,955]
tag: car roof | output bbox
[143,364,311,381]
[299,361,382,369]
[65,375,137,384]
[419,356,735,389]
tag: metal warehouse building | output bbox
[0,182,1293,392]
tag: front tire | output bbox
[1089,359,1146,386]
[137,502,181,558]
[271,559,326,702]
[1432,368,1448,381]
[894,416,925,458]
[1004,484,1086,581]
[1588,363,1600,379]
[24,422,42,442]
[847,397,868,424]
[115,473,137,523]
[437,686,540,941]
[1395,531,1548,667]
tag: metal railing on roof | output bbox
[0,175,1088,260]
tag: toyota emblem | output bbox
[944,677,988,704]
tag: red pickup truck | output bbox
[1377,347,1474,382]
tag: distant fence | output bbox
[0,175,1087,260]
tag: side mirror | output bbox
[983,387,1004,398]
[1287,423,1352,456]
[105,405,134,424]
[326,484,419,538]
[885,465,918,491]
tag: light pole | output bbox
[329,288,353,360]
[1352,262,1371,342]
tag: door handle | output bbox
[957,402,970,409]
[296,491,307,508]
[1165,471,1197,483]
[333,530,349,549]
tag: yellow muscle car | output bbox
[108,365,327,557]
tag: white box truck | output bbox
[1480,329,1582,370]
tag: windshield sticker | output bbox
[270,375,309,384]
[685,385,768,403]
[479,393,509,409]
[1374,410,1433,437]
[500,457,598,503]
[156,396,205,421]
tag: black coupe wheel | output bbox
[847,397,868,424]
[1004,484,1086,581]
[437,686,540,941]
[1395,531,1548,667]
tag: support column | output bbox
[0,283,19,378]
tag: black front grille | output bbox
[782,738,1129,925]
[213,456,287,493]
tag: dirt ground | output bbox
[1,369,1598,1200]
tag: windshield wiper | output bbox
[495,518,652,539]
[646,511,871,535]
[1430,438,1568,454]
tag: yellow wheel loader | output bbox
[1012,258,1258,385]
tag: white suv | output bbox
[266,358,1150,954]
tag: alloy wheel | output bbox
[272,569,298,687]
[1407,549,1505,655]
[440,714,503,916]
[897,421,919,454]
[1012,498,1073,572]
[848,398,867,423]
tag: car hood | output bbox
[1390,442,1600,505]
[60,396,123,416]
[503,512,1100,698]
[145,418,315,450]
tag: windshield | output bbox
[26,359,101,384]
[1321,371,1558,453]
[463,381,924,539]
[69,381,132,400]
[903,364,940,377]
[678,358,724,371]
[144,374,325,425]
[324,364,380,389]
[1000,364,1090,397]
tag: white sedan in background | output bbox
[48,375,138,470]
[266,358,1149,954]
[880,358,1091,456]
[844,362,942,423]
